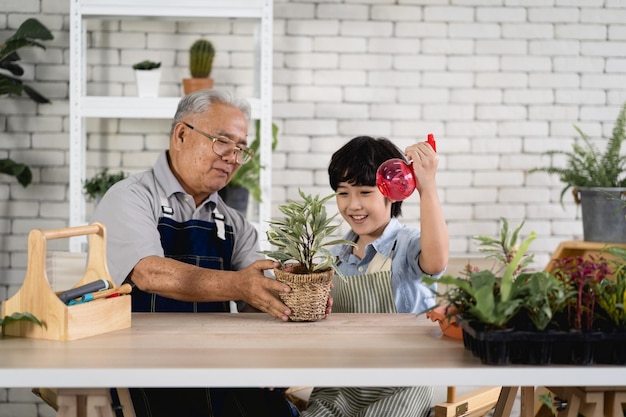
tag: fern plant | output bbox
[531,101,626,203]
[260,189,356,274]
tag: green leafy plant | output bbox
[473,217,535,275]
[189,39,215,78]
[0,18,53,103]
[228,120,278,203]
[83,169,127,201]
[517,271,572,331]
[530,101,626,203]
[425,219,538,329]
[260,189,356,274]
[1,18,54,187]
[0,159,32,187]
[132,60,161,70]
[0,312,43,329]
[594,246,626,328]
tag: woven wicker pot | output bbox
[274,267,333,322]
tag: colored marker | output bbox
[58,279,111,304]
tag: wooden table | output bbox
[1,313,625,416]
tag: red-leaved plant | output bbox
[551,255,611,330]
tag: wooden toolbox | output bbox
[1,222,131,341]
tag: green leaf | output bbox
[530,101,626,199]
[228,120,279,202]
[0,312,43,328]
[0,158,33,187]
[260,189,356,273]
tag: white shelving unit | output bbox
[69,0,273,251]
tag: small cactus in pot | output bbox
[189,39,215,77]
[183,38,215,94]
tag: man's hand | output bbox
[236,260,292,321]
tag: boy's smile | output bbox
[336,182,392,247]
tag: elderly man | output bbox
[91,89,298,417]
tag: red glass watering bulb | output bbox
[376,134,437,201]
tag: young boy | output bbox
[301,136,449,417]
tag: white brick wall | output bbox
[1,0,626,411]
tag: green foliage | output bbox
[132,60,161,70]
[517,271,572,331]
[531,101,626,203]
[0,158,32,187]
[430,229,536,329]
[260,189,357,274]
[0,312,43,328]
[228,120,278,203]
[595,246,626,328]
[538,392,557,416]
[83,169,127,201]
[474,218,535,275]
[0,18,53,188]
[189,39,215,78]
[0,18,53,103]
[424,218,571,330]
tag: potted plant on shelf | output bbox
[83,169,127,203]
[0,17,54,187]
[530,101,626,243]
[133,60,161,98]
[182,38,215,94]
[219,120,278,216]
[260,189,356,322]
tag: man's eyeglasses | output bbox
[182,122,254,165]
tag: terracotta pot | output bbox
[182,77,214,95]
[274,267,333,322]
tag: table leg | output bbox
[493,386,518,417]
[56,388,116,417]
[519,387,535,417]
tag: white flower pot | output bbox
[134,69,161,97]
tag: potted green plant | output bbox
[426,218,626,365]
[426,218,539,331]
[219,120,278,215]
[182,38,215,94]
[531,101,626,243]
[260,189,356,321]
[0,18,54,187]
[596,247,626,328]
[83,169,127,203]
[132,60,161,98]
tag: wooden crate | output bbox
[545,240,626,275]
[1,223,131,341]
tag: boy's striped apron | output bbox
[303,247,433,417]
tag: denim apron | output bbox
[125,185,295,417]
[303,245,433,417]
[130,203,234,313]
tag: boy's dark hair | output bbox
[328,136,405,218]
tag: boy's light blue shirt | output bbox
[332,217,443,314]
